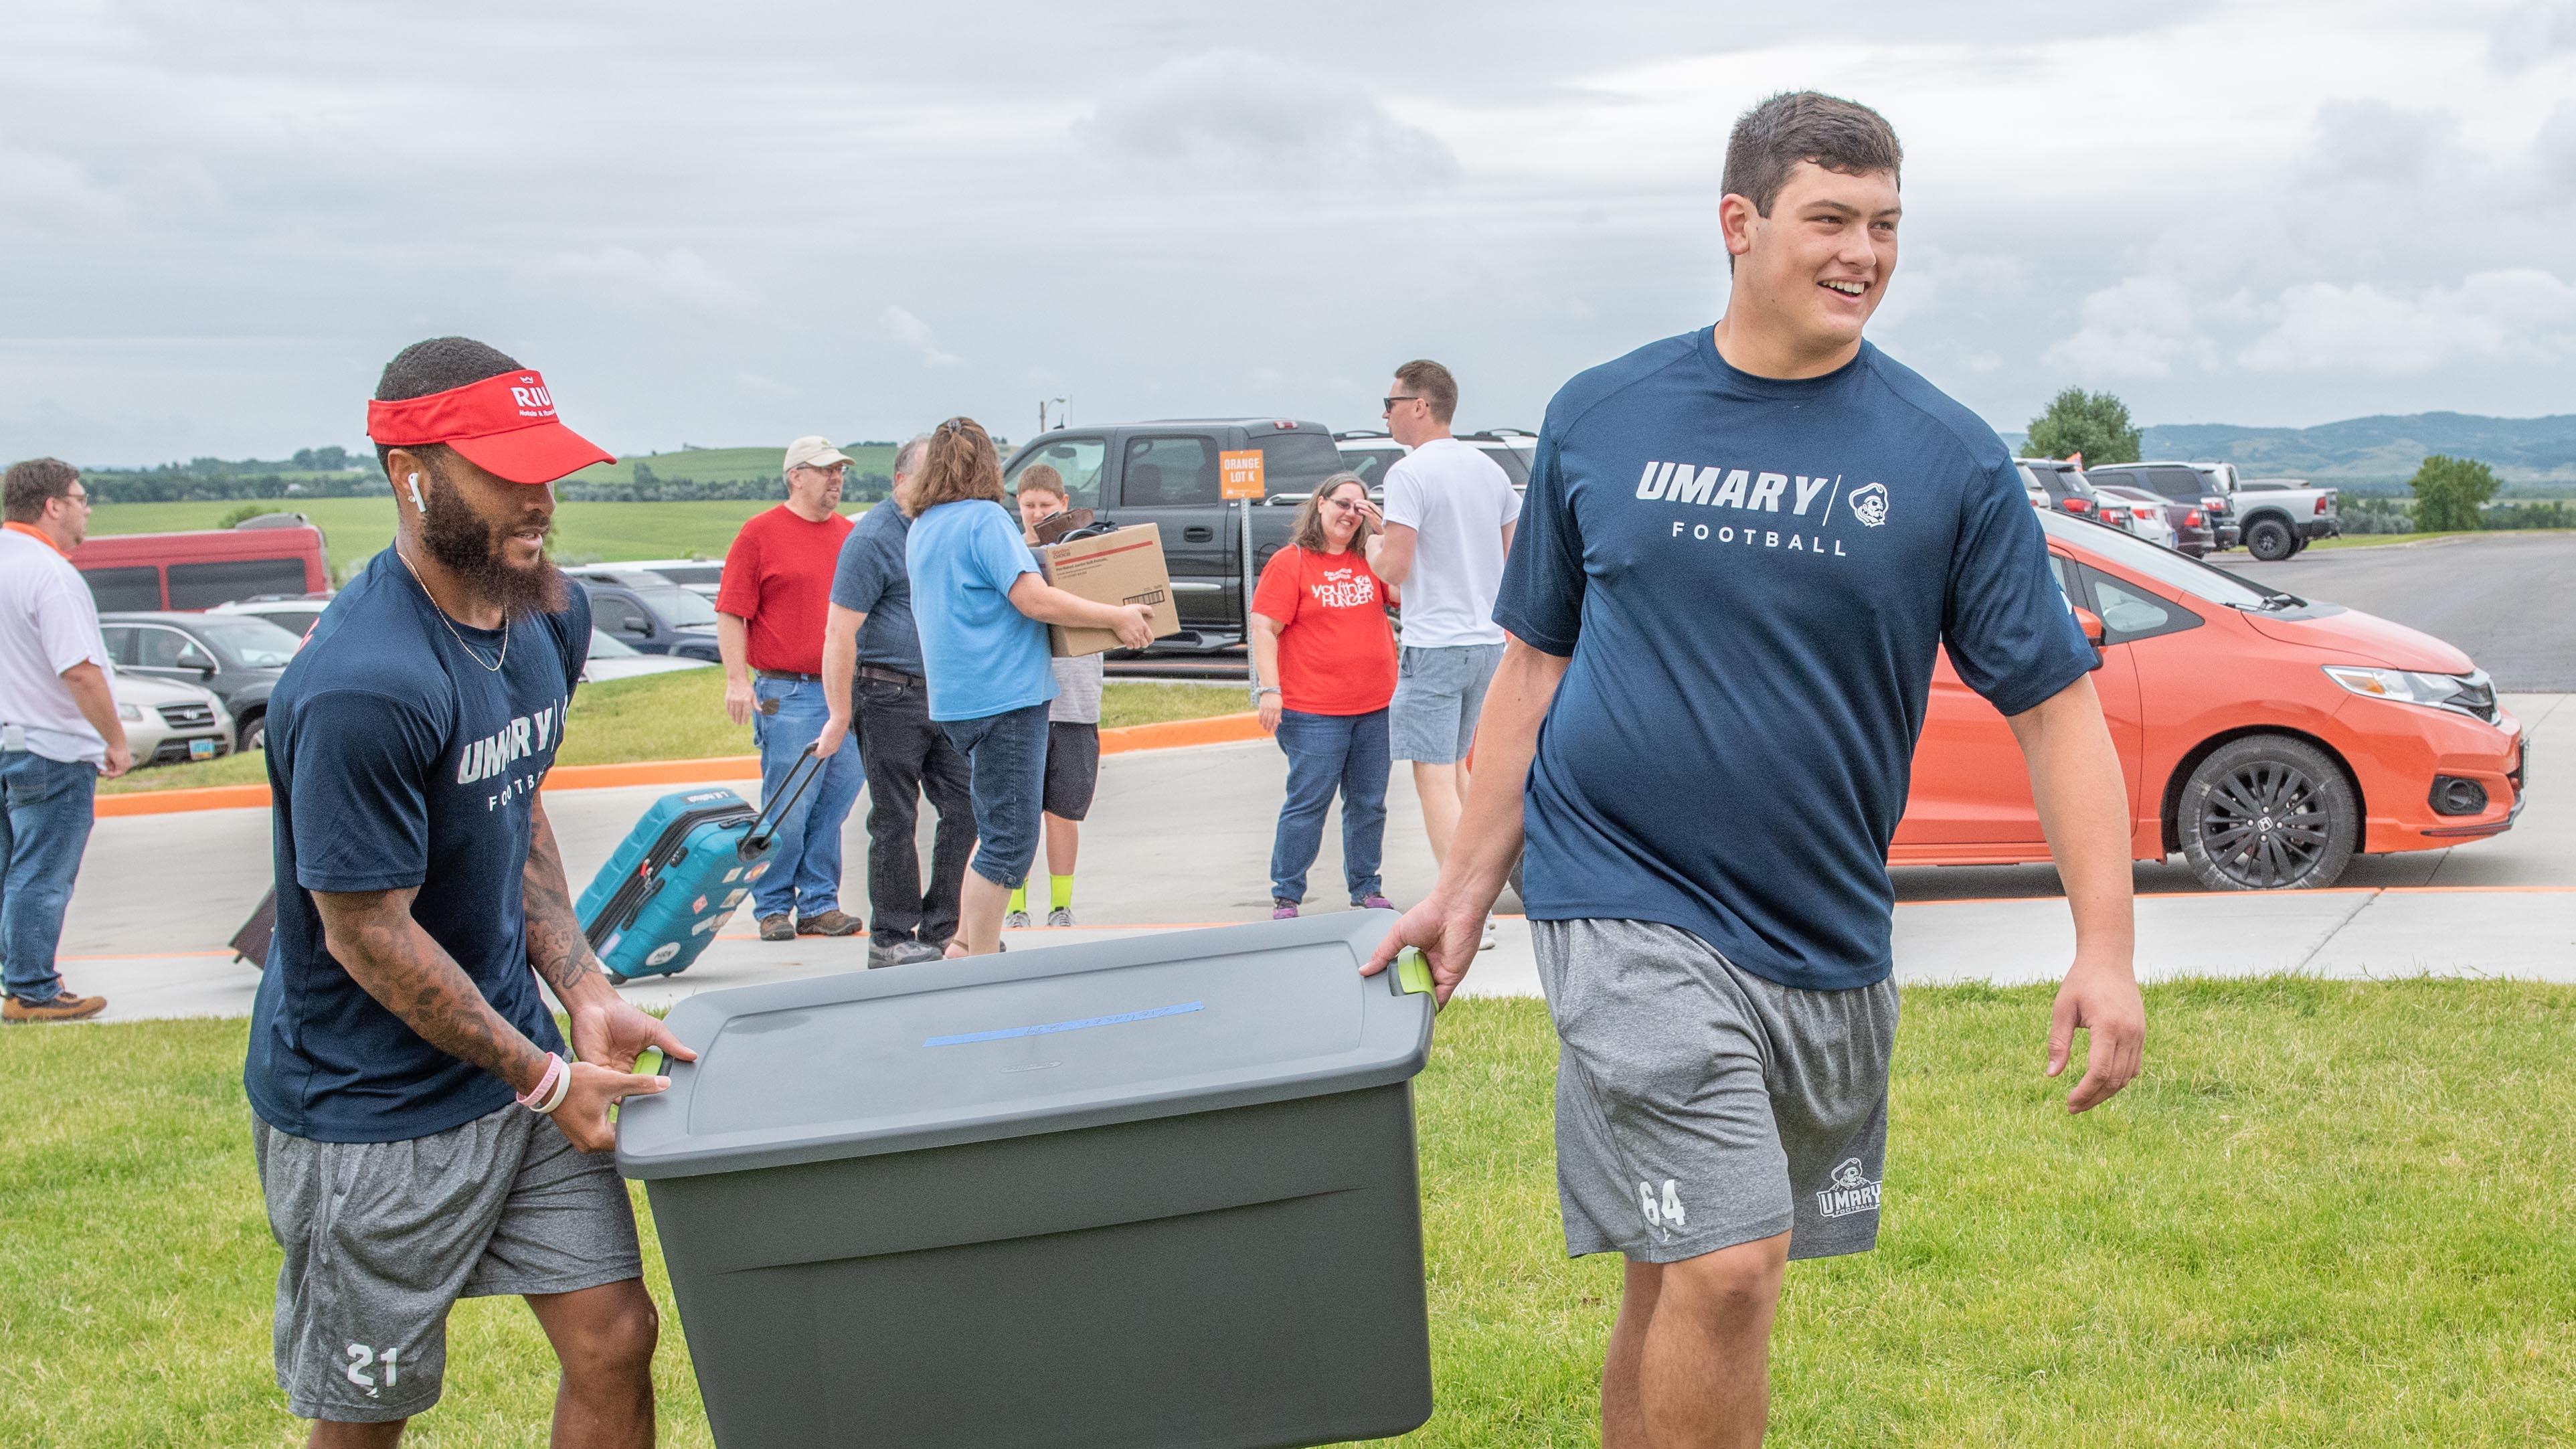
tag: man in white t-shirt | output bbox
[1371,359,1521,865]
[1,458,131,1023]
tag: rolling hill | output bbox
[2000,412,2576,489]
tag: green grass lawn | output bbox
[6,980,2573,1446]
[101,672,1250,792]
[2309,529,2575,550]
[84,497,806,574]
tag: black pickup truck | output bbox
[1002,418,1345,649]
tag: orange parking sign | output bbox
[1218,449,1266,500]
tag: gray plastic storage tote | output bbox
[616,910,1439,1448]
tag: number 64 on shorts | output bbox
[1638,1178,1686,1229]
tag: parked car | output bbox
[568,570,724,660]
[2228,478,2344,561]
[593,558,725,600]
[1333,428,1537,494]
[112,667,234,767]
[70,517,331,612]
[582,628,717,683]
[1003,419,1349,647]
[2091,482,2208,554]
[2016,458,2108,520]
[98,612,303,752]
[2082,462,2244,553]
[207,592,334,641]
[1895,509,2522,889]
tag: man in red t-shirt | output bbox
[716,436,865,939]
[1248,473,1401,918]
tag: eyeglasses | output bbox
[1323,499,1365,514]
[1381,396,1423,412]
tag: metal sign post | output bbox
[1217,449,1268,703]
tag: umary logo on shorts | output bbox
[1816,1157,1881,1219]
[1848,482,1891,527]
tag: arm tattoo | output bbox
[315,887,549,1092]
[523,801,604,1000]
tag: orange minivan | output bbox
[1897,509,2524,889]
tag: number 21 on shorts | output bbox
[345,1341,400,1397]
[1638,1178,1686,1229]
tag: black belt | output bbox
[756,669,822,683]
[855,665,925,687]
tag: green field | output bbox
[563,444,899,487]
[100,671,1251,792]
[2311,529,2575,550]
[7,979,2573,1446]
[84,497,797,573]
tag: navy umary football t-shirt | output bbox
[1494,331,2095,992]
[246,549,590,1142]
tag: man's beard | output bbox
[418,475,569,618]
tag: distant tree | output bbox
[214,503,268,528]
[291,448,316,470]
[2408,454,2500,531]
[2024,388,2142,465]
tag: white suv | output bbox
[1333,429,1537,496]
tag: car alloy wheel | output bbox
[2244,517,2296,562]
[2178,735,2357,890]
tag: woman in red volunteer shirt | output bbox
[1250,471,1400,918]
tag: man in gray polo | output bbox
[1371,358,1521,869]
[1,458,131,1023]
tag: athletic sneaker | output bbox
[758,913,794,942]
[1004,910,1032,929]
[1046,907,1076,928]
[1272,900,1299,920]
[1357,894,1393,911]
[3,990,106,1023]
[868,939,944,969]
[796,910,864,937]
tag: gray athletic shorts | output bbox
[1389,641,1505,764]
[253,1104,643,1423]
[1533,918,1898,1264]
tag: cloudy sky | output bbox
[4,0,2572,465]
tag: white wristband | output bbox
[533,1061,574,1114]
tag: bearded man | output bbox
[246,337,693,1448]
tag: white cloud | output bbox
[2242,269,2576,374]
[1075,49,1457,188]
[2043,276,2214,380]
[880,307,963,369]
[541,248,748,313]
[2306,98,2456,186]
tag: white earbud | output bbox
[407,473,426,513]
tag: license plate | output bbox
[188,738,216,760]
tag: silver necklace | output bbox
[394,547,509,673]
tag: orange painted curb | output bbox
[96,712,1270,816]
[1100,711,1265,754]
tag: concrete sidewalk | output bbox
[51,695,2572,1023]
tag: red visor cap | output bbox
[364,370,614,485]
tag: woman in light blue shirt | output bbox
[904,418,1156,956]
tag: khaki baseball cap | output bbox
[783,436,853,473]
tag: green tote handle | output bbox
[1393,948,1434,998]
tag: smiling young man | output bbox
[1370,93,2146,1447]
[248,337,695,1448]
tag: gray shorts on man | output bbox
[255,1108,642,1422]
[1535,919,1896,1262]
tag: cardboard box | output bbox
[1034,523,1182,657]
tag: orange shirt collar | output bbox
[2,521,66,557]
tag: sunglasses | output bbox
[1381,396,1424,412]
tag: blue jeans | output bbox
[1269,707,1391,906]
[748,676,865,920]
[1,751,98,1003]
[938,703,1049,890]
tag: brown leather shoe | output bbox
[3,991,106,1023]
[758,913,795,942]
[796,910,864,938]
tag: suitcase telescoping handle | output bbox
[741,743,829,857]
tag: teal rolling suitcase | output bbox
[578,746,825,981]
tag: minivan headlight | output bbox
[2324,665,2497,721]
[117,703,144,721]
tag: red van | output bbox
[70,518,332,612]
